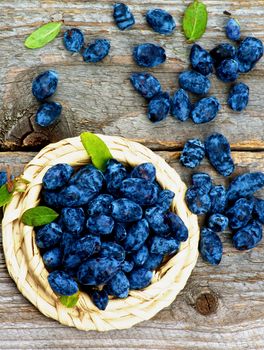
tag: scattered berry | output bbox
[83,39,110,63]
[147,92,170,123]
[130,72,161,99]
[146,8,176,35]
[35,101,62,127]
[237,37,263,66]
[179,71,211,95]
[32,70,58,101]
[227,82,249,111]
[113,3,135,30]
[180,139,205,169]
[225,18,240,41]
[185,186,211,215]
[209,185,226,214]
[190,44,214,76]
[226,198,254,230]
[191,97,221,124]
[133,43,166,68]
[210,43,236,67]
[233,220,262,250]
[216,58,239,82]
[208,214,229,232]
[199,228,223,265]
[171,88,192,122]
[192,173,212,194]
[63,28,84,52]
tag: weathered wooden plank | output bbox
[0,0,264,150]
[0,150,263,349]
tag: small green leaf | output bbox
[24,22,62,49]
[183,0,208,42]
[60,292,80,308]
[80,132,113,171]
[21,206,59,226]
[0,184,14,207]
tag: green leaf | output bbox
[21,206,59,226]
[80,132,113,171]
[60,292,80,308]
[0,184,14,207]
[183,0,208,42]
[24,22,62,49]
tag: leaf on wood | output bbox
[24,22,62,49]
[183,0,208,42]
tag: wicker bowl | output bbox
[2,135,199,331]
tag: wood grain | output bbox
[0,150,263,350]
[0,0,264,150]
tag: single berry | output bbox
[208,214,229,232]
[199,228,223,265]
[123,219,149,252]
[253,198,264,224]
[48,270,79,296]
[43,248,62,269]
[107,271,130,298]
[210,43,236,67]
[185,186,211,215]
[226,198,254,230]
[146,8,176,35]
[171,88,192,122]
[233,220,262,250]
[143,253,163,271]
[156,189,175,212]
[179,71,211,95]
[180,139,205,168]
[128,268,153,290]
[147,92,170,123]
[190,44,214,76]
[36,222,63,249]
[192,173,212,194]
[130,72,161,100]
[120,178,158,206]
[83,39,110,63]
[225,18,240,41]
[90,289,109,310]
[191,97,221,124]
[99,242,126,262]
[35,102,62,127]
[209,185,226,214]
[216,59,239,82]
[145,206,170,236]
[133,245,149,266]
[113,3,135,30]
[130,163,156,182]
[63,28,84,52]
[32,70,58,101]
[166,212,188,242]
[86,214,115,235]
[237,37,263,65]
[61,207,85,234]
[111,198,143,222]
[150,236,180,255]
[227,82,249,112]
[133,43,166,68]
[88,194,114,216]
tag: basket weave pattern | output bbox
[2,135,199,331]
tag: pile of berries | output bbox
[130,17,263,123]
[37,160,188,309]
[185,171,264,265]
[32,71,62,128]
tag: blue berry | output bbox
[32,70,58,101]
[133,245,149,266]
[226,198,254,230]
[225,18,240,41]
[199,228,223,265]
[180,139,205,168]
[43,163,73,191]
[205,133,234,177]
[0,171,7,187]
[143,253,163,271]
[146,8,176,35]
[36,222,63,249]
[58,184,97,207]
[133,43,166,68]
[77,257,120,285]
[145,207,170,236]
[190,44,213,76]
[226,172,264,203]
[111,198,143,222]
[130,163,156,182]
[99,242,125,262]
[86,214,115,235]
[88,194,114,216]
[147,92,170,123]
[42,190,59,208]
[216,59,239,82]
[227,82,249,112]
[236,59,255,73]
[63,28,84,52]
[166,212,188,242]
[128,268,153,290]
[113,3,135,30]
[61,232,77,257]
[209,185,226,214]
[107,271,130,298]
[35,101,62,127]
[83,39,110,63]
[123,219,149,252]
[208,214,229,232]
[150,236,179,255]
[179,71,211,95]
[48,270,79,296]
[237,37,263,65]
[114,222,127,242]
[61,207,85,234]
[210,43,236,67]
[156,189,175,212]
[192,173,212,194]
[171,88,192,122]
[43,247,62,269]
[70,165,104,192]
[233,220,262,250]
[130,72,161,100]
[105,159,127,195]
[120,178,158,206]
[121,260,134,273]
[191,97,221,124]
[253,198,264,224]
[90,289,109,310]
[185,186,211,215]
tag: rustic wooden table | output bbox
[0,1,264,349]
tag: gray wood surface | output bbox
[0,0,264,349]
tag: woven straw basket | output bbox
[2,135,199,331]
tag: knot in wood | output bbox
[195,292,218,316]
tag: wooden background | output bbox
[0,1,264,349]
